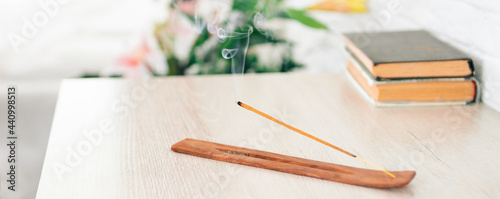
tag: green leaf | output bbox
[186,31,210,66]
[184,14,196,24]
[80,74,100,78]
[232,0,258,13]
[282,8,328,30]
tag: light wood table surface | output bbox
[37,73,500,198]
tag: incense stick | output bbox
[237,101,396,178]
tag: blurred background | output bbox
[1,0,500,198]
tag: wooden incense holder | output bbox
[171,138,416,188]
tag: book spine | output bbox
[467,59,475,76]
[468,78,480,104]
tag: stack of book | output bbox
[344,30,479,106]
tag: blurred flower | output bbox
[173,0,197,15]
[116,40,150,68]
[105,35,167,78]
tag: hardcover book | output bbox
[344,30,474,80]
[345,52,479,106]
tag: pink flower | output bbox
[174,0,197,15]
[116,40,150,68]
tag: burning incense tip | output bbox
[237,101,396,178]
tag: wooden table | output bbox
[37,73,500,198]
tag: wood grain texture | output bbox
[171,138,415,188]
[36,74,500,198]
